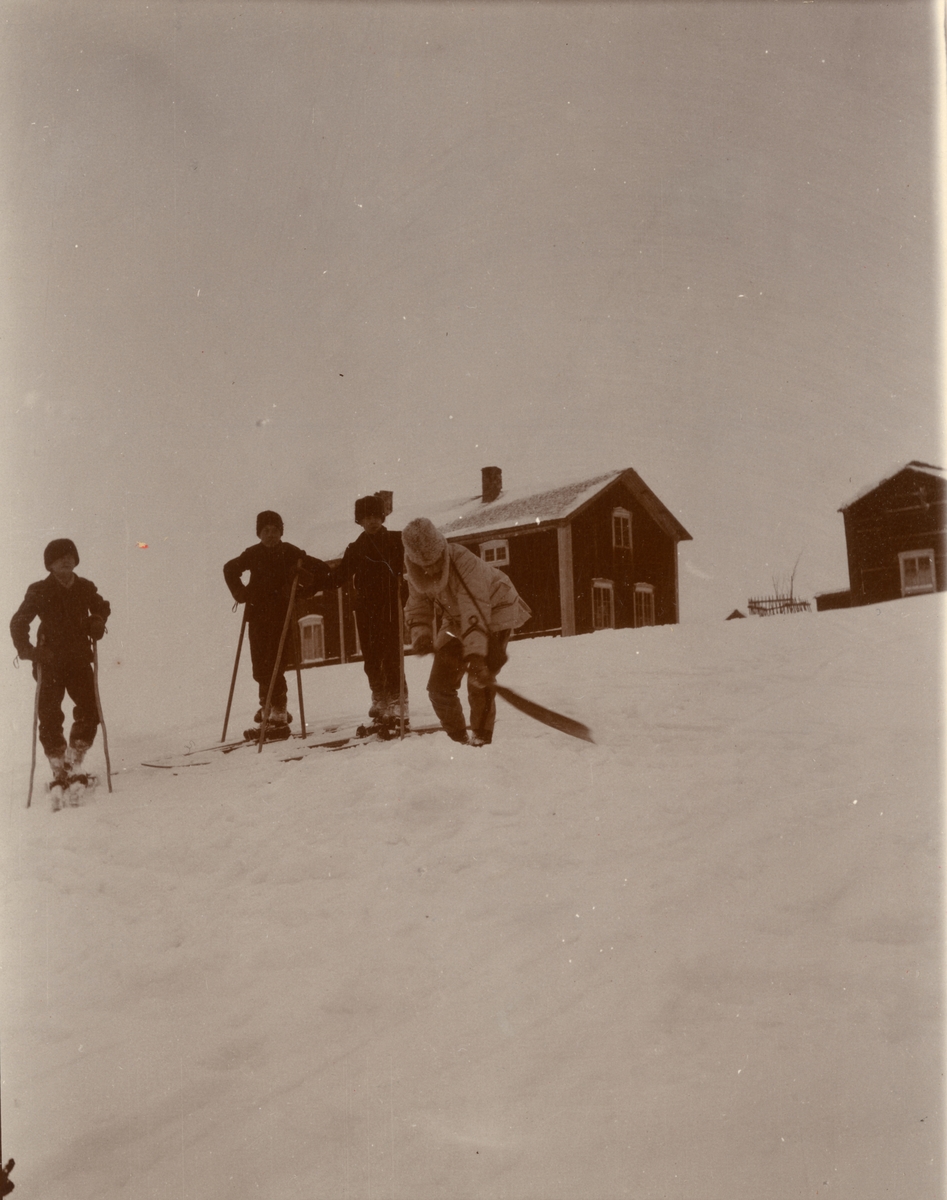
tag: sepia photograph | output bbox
[0,1,942,1196]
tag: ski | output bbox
[493,684,594,743]
[311,723,445,754]
[142,726,305,768]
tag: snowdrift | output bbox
[1,596,942,1199]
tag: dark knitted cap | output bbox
[256,510,284,536]
[44,538,79,569]
[354,495,386,522]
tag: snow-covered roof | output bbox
[839,461,945,511]
[307,467,691,559]
[435,470,624,540]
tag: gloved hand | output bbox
[88,615,107,641]
[412,632,434,656]
[465,654,494,689]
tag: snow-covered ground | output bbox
[1,596,942,1200]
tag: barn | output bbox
[832,461,946,607]
[294,466,692,667]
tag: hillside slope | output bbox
[1,597,942,1200]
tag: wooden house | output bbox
[437,467,691,637]
[293,467,691,666]
[835,461,946,607]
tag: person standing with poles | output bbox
[223,511,329,741]
[10,538,111,808]
[329,494,408,732]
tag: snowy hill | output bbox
[1,597,942,1200]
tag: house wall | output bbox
[295,586,347,666]
[570,480,679,633]
[843,472,947,605]
[454,527,561,637]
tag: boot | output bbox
[66,741,90,771]
[47,752,68,783]
[254,708,292,725]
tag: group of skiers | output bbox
[11,499,532,800]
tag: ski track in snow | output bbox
[1,596,942,1199]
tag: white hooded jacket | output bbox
[404,542,531,658]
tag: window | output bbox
[297,614,325,663]
[634,583,655,627]
[899,550,936,596]
[480,539,509,567]
[592,579,615,630]
[612,508,632,550]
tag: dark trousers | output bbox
[248,617,290,708]
[34,658,99,757]
[355,609,406,705]
[427,630,510,743]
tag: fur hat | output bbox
[256,510,284,536]
[354,495,386,522]
[402,518,447,566]
[44,538,79,570]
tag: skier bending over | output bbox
[223,510,330,730]
[329,494,408,728]
[10,538,110,788]
[402,518,531,745]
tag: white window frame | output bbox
[480,538,510,568]
[297,614,326,663]
[634,583,655,628]
[612,507,632,550]
[592,578,615,630]
[899,549,936,596]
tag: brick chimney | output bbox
[373,490,393,516]
[481,466,502,504]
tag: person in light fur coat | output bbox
[402,517,531,745]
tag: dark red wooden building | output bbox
[293,466,691,667]
[438,467,691,638]
[831,461,946,607]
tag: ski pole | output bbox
[258,566,302,752]
[93,641,113,792]
[292,603,307,738]
[221,604,248,741]
[26,662,41,809]
[397,587,406,740]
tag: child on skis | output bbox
[223,511,330,733]
[10,538,111,795]
[402,517,531,745]
[330,494,408,728]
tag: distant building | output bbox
[835,461,946,607]
[813,589,852,612]
[295,467,692,666]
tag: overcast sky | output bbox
[1,0,942,709]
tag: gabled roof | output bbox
[839,461,945,511]
[436,467,692,543]
[309,467,691,559]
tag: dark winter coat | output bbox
[223,542,330,620]
[10,575,111,664]
[330,528,406,618]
